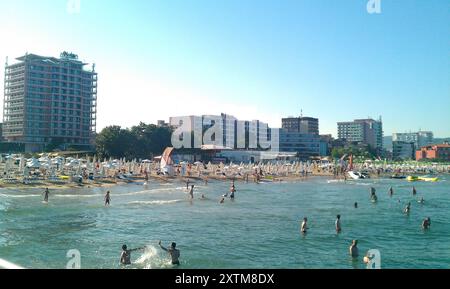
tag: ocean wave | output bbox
[119,187,178,196]
[0,193,41,198]
[54,194,97,198]
[127,200,182,205]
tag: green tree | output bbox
[96,126,138,159]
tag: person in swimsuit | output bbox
[188,185,194,199]
[104,191,111,206]
[43,188,50,203]
[422,217,431,230]
[335,215,342,233]
[120,244,146,265]
[389,187,394,197]
[404,202,411,214]
[159,241,180,265]
[349,240,359,258]
[301,217,308,234]
[230,184,236,200]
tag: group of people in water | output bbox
[300,185,432,264]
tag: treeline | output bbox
[331,144,378,159]
[95,122,173,159]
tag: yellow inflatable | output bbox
[407,176,438,182]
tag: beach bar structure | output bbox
[2,52,97,152]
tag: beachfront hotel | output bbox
[2,52,97,152]
[282,116,319,135]
[337,118,383,150]
[392,131,434,151]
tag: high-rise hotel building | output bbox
[2,52,97,152]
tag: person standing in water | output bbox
[354,202,358,208]
[230,183,236,200]
[335,215,342,233]
[188,185,194,199]
[120,244,146,265]
[404,202,411,214]
[301,217,308,234]
[389,187,394,197]
[186,179,190,190]
[412,186,417,196]
[422,217,431,230]
[159,241,180,265]
[43,188,50,203]
[349,240,359,258]
[370,188,378,202]
[104,191,111,206]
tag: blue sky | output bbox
[0,0,448,137]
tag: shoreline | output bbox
[1,171,448,190]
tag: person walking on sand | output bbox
[104,191,111,206]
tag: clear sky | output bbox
[0,0,448,137]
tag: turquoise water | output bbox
[0,176,449,269]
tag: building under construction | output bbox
[2,52,97,152]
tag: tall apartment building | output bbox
[3,52,97,152]
[392,141,415,160]
[392,131,434,150]
[337,118,383,150]
[282,117,319,134]
[279,130,321,159]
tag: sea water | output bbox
[0,176,449,269]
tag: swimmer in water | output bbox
[370,190,378,202]
[220,197,225,204]
[389,187,394,197]
[418,197,425,204]
[404,202,411,214]
[349,240,359,258]
[120,244,146,265]
[159,241,180,265]
[301,217,308,234]
[354,202,358,208]
[335,215,342,233]
[422,217,431,230]
[412,186,417,196]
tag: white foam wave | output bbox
[127,200,182,205]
